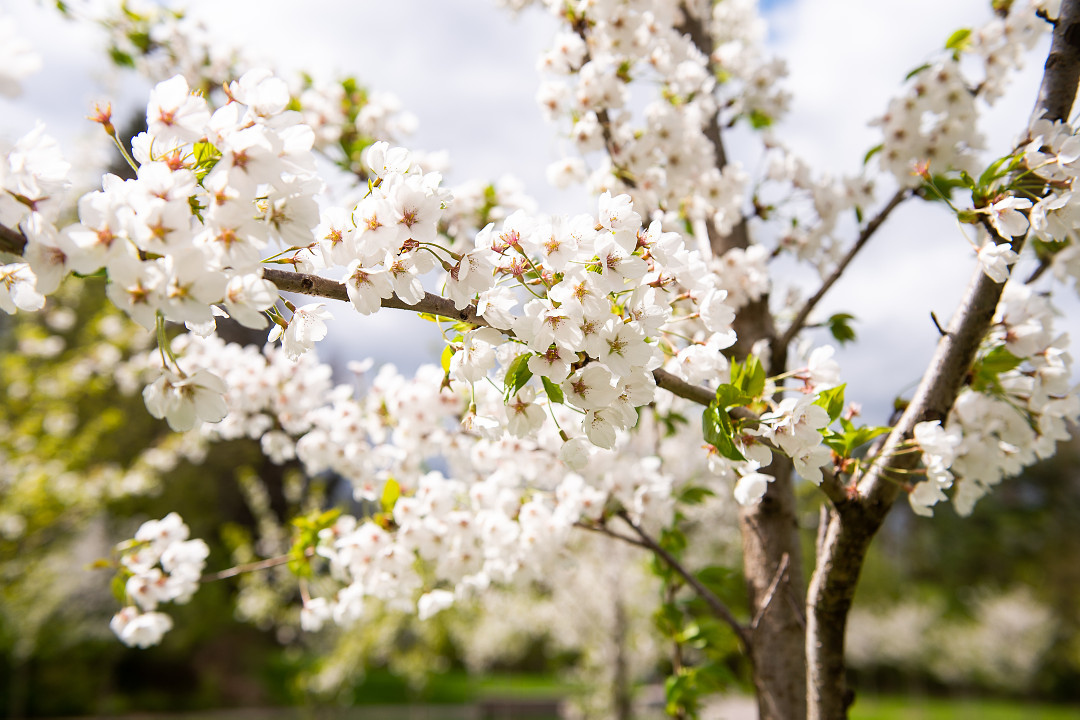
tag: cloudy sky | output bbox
[1,1,1070,421]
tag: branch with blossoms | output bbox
[806,3,1080,715]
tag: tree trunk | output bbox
[739,454,807,720]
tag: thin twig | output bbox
[615,510,751,648]
[201,552,305,582]
[930,311,949,337]
[750,553,789,631]
[573,519,650,549]
[779,188,911,350]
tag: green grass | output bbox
[475,672,574,699]
[851,695,1080,720]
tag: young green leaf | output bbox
[814,384,846,423]
[541,375,565,404]
[381,477,401,514]
[503,353,533,398]
[827,313,857,345]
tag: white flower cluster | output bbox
[533,0,756,233]
[911,284,1078,516]
[1021,117,1080,291]
[110,512,209,648]
[874,58,983,186]
[79,1,417,173]
[126,328,741,627]
[763,147,876,276]
[1,124,71,313]
[874,1,1051,185]
[709,0,791,122]
[967,0,1054,104]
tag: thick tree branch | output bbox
[1032,2,1080,126]
[616,510,751,649]
[807,4,1080,716]
[779,188,911,350]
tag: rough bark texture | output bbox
[739,454,807,720]
[677,5,809,716]
[806,3,1080,718]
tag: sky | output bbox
[0,0,1072,423]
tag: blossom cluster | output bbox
[532,0,768,235]
[110,512,209,647]
[873,1,1051,186]
[912,284,1078,516]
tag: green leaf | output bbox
[824,424,891,457]
[110,575,127,604]
[695,565,735,595]
[747,108,773,129]
[945,27,972,53]
[677,485,715,505]
[440,344,455,374]
[702,401,746,462]
[713,383,752,409]
[541,375,564,404]
[814,384,846,423]
[827,313,857,345]
[905,62,932,81]
[503,353,533,398]
[863,143,884,166]
[654,603,683,635]
[381,477,401,514]
[730,355,765,398]
[844,425,891,454]
[972,345,1023,392]
[978,153,1015,189]
[660,527,688,555]
[108,47,135,68]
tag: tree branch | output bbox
[261,267,491,327]
[676,2,750,255]
[573,519,650,550]
[779,188,911,350]
[616,510,752,649]
[807,4,1080,715]
[200,550,308,582]
[0,223,28,256]
[1032,2,1080,126]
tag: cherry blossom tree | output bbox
[1,1,1078,718]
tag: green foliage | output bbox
[747,108,773,129]
[814,384,847,423]
[289,506,343,576]
[827,312,857,345]
[944,28,973,57]
[702,400,746,462]
[541,375,564,404]
[971,345,1024,394]
[503,352,533,400]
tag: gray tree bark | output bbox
[805,4,1080,718]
